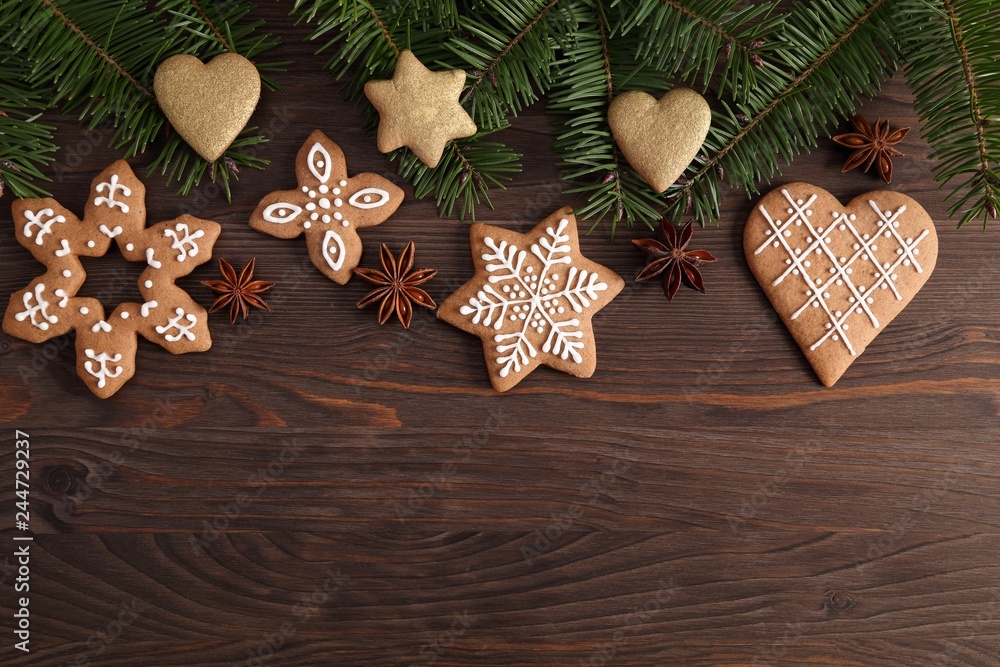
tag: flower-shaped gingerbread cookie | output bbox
[2,161,221,398]
[250,131,404,284]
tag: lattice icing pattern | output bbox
[744,184,938,386]
[3,160,221,398]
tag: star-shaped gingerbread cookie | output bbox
[438,208,625,392]
[249,131,404,284]
[3,161,220,398]
[364,50,478,168]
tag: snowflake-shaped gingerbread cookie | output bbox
[2,161,221,398]
[249,131,404,284]
[438,208,625,391]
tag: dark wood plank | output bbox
[1,3,998,665]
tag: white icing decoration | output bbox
[87,240,96,248]
[458,218,607,378]
[54,289,69,308]
[307,143,332,184]
[754,189,931,356]
[144,280,153,289]
[83,349,122,388]
[15,284,58,330]
[121,312,129,319]
[93,174,131,213]
[348,188,390,209]
[164,222,205,261]
[146,248,162,269]
[23,209,66,245]
[262,202,302,224]
[92,320,112,333]
[56,239,72,257]
[141,300,158,317]
[99,224,123,239]
[321,230,346,271]
[62,270,72,278]
[155,307,197,342]
[126,243,134,252]
[80,307,89,315]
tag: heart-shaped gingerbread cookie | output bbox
[154,53,261,162]
[608,88,711,193]
[744,184,938,386]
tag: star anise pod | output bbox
[201,257,275,325]
[633,220,717,301]
[353,242,436,328]
[832,115,909,183]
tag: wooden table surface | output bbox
[2,9,999,667]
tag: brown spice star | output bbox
[633,219,717,301]
[201,257,275,325]
[353,242,437,328]
[832,115,910,183]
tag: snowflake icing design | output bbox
[441,209,624,391]
[753,188,931,356]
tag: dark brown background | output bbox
[2,7,999,667]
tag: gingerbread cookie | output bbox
[364,50,478,168]
[3,161,221,398]
[250,131,404,284]
[608,88,711,193]
[438,208,624,392]
[154,53,261,162]
[744,184,938,386]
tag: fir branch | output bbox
[293,0,520,219]
[664,0,898,224]
[4,0,169,158]
[894,0,1000,229]
[613,0,782,101]
[548,0,670,236]
[3,0,283,201]
[0,53,56,199]
[158,0,289,91]
[394,127,521,220]
[449,0,567,128]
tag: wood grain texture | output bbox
[1,7,999,666]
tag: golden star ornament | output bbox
[364,50,478,168]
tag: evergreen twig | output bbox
[894,0,1000,229]
[664,0,899,224]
